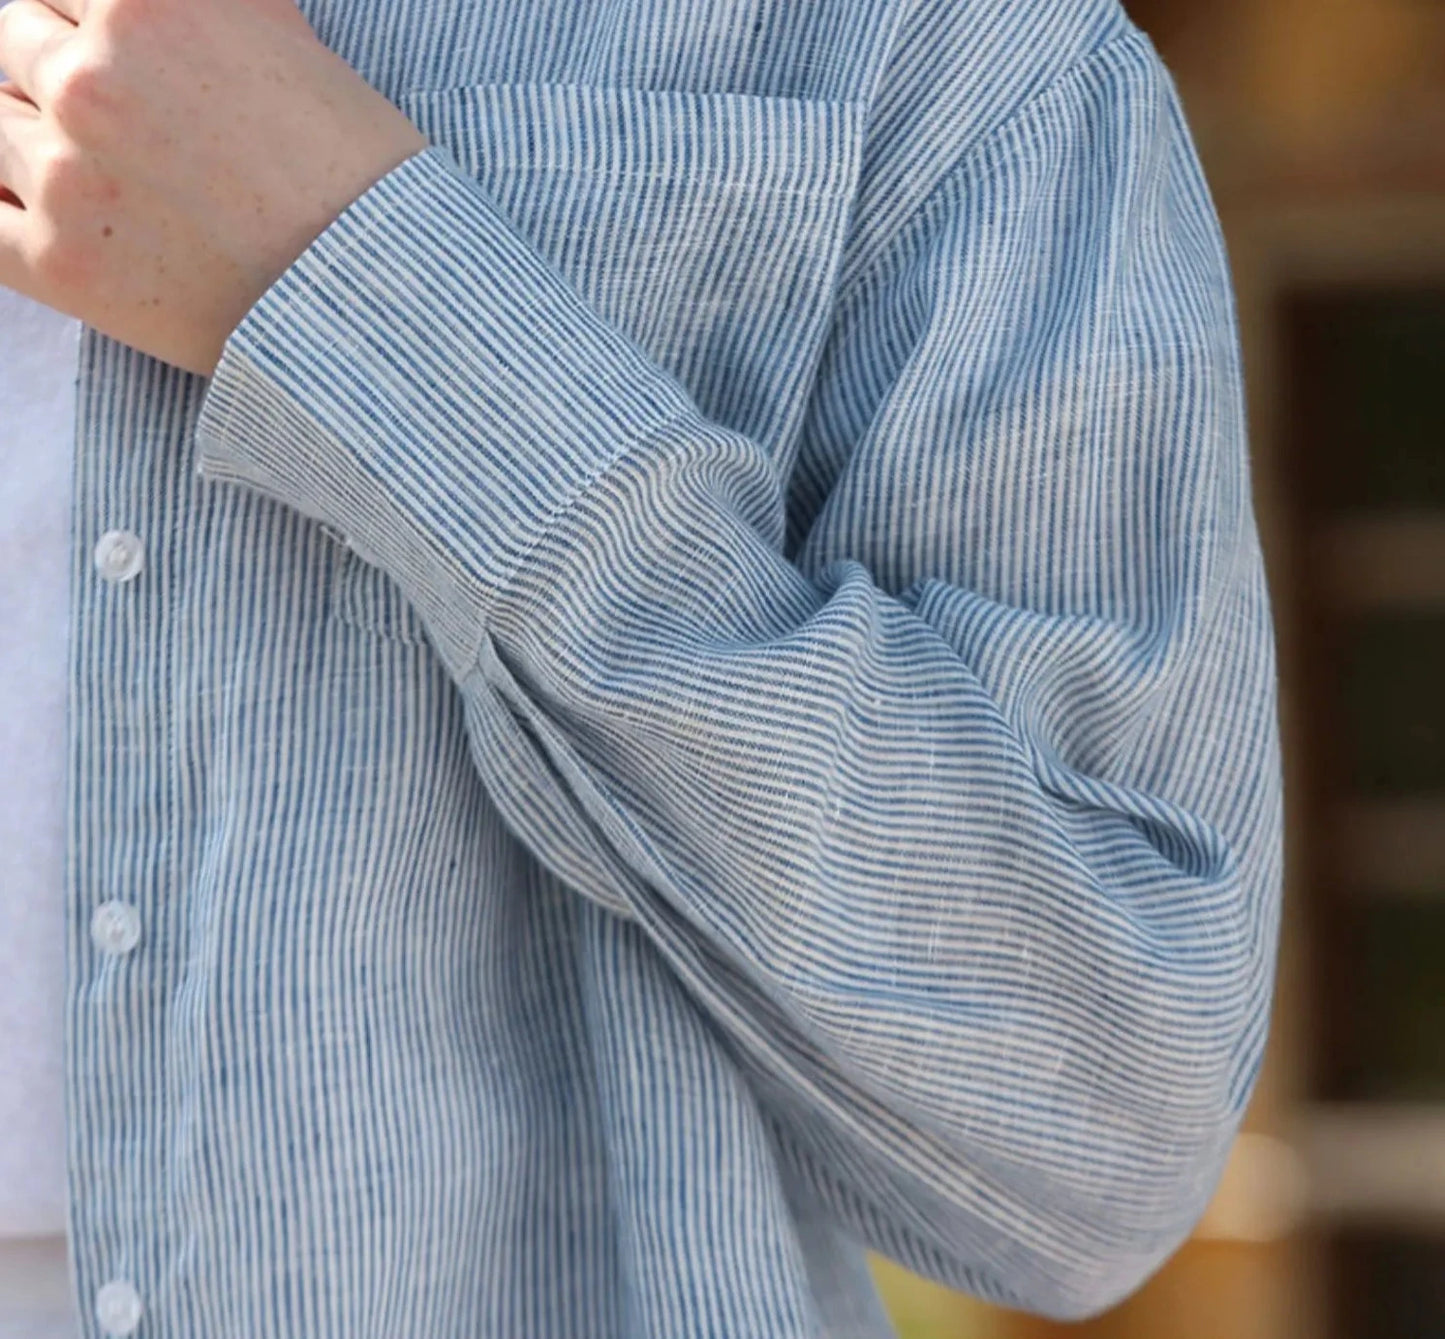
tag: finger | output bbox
[0,73,33,98]
[0,74,39,116]
[0,0,75,106]
[0,78,40,199]
[0,180,32,297]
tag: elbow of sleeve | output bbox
[952,886,1276,1319]
[971,1051,1254,1323]
[1040,1132,1231,1317]
[877,1103,1244,1322]
[1049,932,1275,1314]
[775,689,1283,1319]
[860,985,1266,1320]
[1006,951,1274,1317]
[1031,778,1283,1311]
[1025,1113,1243,1321]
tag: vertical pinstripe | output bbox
[63,0,1283,1334]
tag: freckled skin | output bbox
[0,0,427,375]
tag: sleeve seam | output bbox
[475,411,693,663]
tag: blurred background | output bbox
[871,0,1445,1336]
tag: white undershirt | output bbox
[0,283,80,1240]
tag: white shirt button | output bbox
[95,1279,143,1336]
[90,901,142,957]
[93,530,145,584]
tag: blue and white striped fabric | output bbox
[65,0,1283,1333]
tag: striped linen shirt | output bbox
[62,0,1283,1333]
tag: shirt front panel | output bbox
[65,5,895,1334]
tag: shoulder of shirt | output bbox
[836,0,1155,295]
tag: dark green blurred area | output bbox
[1287,281,1445,1337]
[1327,901,1445,1102]
[1288,290,1445,512]
[1341,616,1445,795]
[1333,1233,1445,1339]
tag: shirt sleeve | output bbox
[193,26,1284,1321]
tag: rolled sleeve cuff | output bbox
[193,144,692,676]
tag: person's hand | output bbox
[0,0,426,375]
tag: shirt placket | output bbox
[66,333,209,1339]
